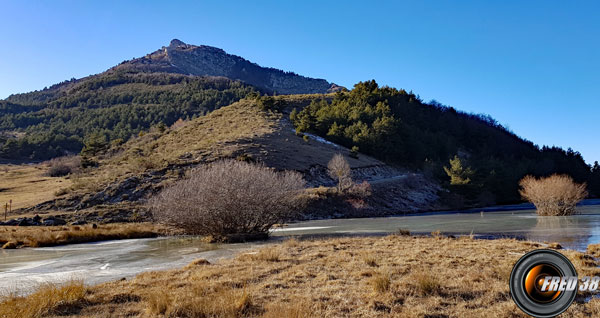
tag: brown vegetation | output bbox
[67,99,279,195]
[0,223,168,248]
[0,280,86,318]
[0,164,71,212]
[4,235,600,318]
[150,160,305,241]
[328,153,352,193]
[44,155,81,177]
[519,174,588,216]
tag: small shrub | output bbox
[150,160,306,240]
[255,95,284,112]
[370,273,391,293]
[79,156,98,168]
[45,156,81,177]
[348,181,372,199]
[397,229,410,236]
[361,253,378,267]
[519,174,588,216]
[185,259,211,269]
[54,188,69,196]
[236,153,255,163]
[350,146,359,159]
[146,292,170,315]
[412,272,440,295]
[170,118,187,130]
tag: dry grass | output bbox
[587,243,600,257]
[0,223,168,248]
[411,271,441,296]
[361,252,379,267]
[0,280,86,318]
[370,272,391,293]
[7,235,600,317]
[0,164,71,212]
[70,99,279,194]
[242,248,281,262]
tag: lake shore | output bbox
[0,223,170,249]
[3,234,600,318]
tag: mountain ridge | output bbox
[113,39,343,95]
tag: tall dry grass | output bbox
[519,174,588,215]
[0,280,86,318]
[0,223,165,248]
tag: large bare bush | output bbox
[150,160,305,241]
[44,155,81,177]
[519,174,588,216]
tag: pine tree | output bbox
[444,155,475,185]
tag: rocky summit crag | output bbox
[114,39,343,95]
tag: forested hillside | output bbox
[291,80,600,202]
[0,39,346,161]
[0,72,257,159]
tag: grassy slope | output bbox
[42,95,389,207]
[3,235,600,317]
[68,97,280,194]
[0,164,71,211]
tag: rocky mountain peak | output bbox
[169,39,187,48]
[117,39,344,95]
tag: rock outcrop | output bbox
[115,39,343,95]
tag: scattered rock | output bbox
[42,216,67,226]
[3,219,19,226]
[32,215,42,223]
[17,218,31,226]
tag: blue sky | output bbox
[1,1,598,163]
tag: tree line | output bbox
[0,71,257,159]
[290,80,600,203]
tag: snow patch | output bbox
[292,129,341,148]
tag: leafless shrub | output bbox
[519,174,588,216]
[45,156,81,177]
[150,160,306,241]
[328,154,352,193]
[348,181,372,199]
[170,118,187,130]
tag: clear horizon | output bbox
[1,1,598,164]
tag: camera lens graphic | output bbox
[510,249,577,318]
[524,264,562,303]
